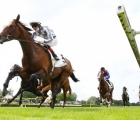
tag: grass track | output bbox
[0,106,140,120]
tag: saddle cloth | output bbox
[105,80,113,89]
[51,54,67,67]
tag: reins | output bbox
[17,39,38,44]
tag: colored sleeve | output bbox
[42,26,53,43]
[105,71,110,79]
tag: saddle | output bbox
[105,80,113,90]
[43,46,67,67]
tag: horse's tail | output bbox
[70,72,80,82]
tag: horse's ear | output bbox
[15,14,20,22]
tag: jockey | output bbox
[98,67,112,87]
[29,21,60,61]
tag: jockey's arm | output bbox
[97,71,101,78]
[105,71,110,79]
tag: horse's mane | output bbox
[13,19,51,58]
[14,19,32,36]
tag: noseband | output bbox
[0,20,36,44]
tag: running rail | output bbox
[117,4,140,67]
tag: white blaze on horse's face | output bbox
[3,21,13,28]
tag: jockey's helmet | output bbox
[101,67,105,71]
[29,21,41,27]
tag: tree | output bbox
[0,89,2,98]
[8,88,14,95]
[87,96,97,104]
[22,91,36,98]
[56,92,77,103]
[81,100,87,105]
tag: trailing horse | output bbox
[122,87,129,107]
[3,64,72,108]
[98,71,114,107]
[0,14,79,108]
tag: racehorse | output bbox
[37,79,71,108]
[0,14,79,108]
[3,64,72,108]
[122,87,129,107]
[2,64,46,107]
[98,71,114,107]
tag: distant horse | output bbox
[98,71,114,107]
[122,87,129,107]
[0,14,79,108]
[3,64,72,108]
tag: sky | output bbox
[0,0,140,103]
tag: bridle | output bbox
[98,71,105,82]
[0,19,36,44]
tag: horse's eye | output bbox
[9,25,13,28]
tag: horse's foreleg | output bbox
[3,72,15,96]
[50,96,56,109]
[38,96,46,108]
[30,70,46,96]
[19,92,23,105]
[7,88,22,104]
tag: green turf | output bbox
[0,106,139,120]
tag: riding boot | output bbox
[106,80,112,89]
[45,45,60,61]
[106,80,111,85]
[51,51,60,61]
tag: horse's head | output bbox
[2,64,23,96]
[0,14,21,44]
[98,71,105,82]
[0,14,32,44]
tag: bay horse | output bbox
[98,71,114,107]
[122,87,129,107]
[0,14,79,108]
[37,78,71,108]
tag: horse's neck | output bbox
[100,78,107,86]
[19,32,35,55]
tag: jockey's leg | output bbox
[106,79,112,90]
[106,79,111,85]
[45,45,60,61]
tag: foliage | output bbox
[21,91,36,98]
[86,96,98,104]
[56,92,77,103]
[7,88,14,95]
[0,89,2,98]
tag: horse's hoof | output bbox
[50,102,54,109]
[100,103,103,105]
[36,91,43,96]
